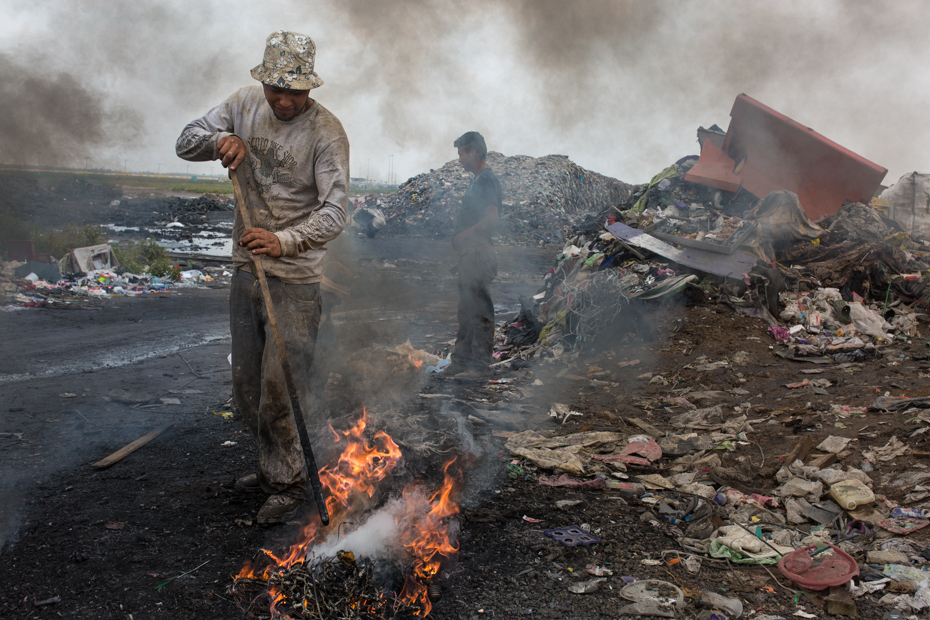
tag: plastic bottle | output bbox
[829,479,875,510]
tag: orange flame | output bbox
[235,410,464,618]
[408,354,424,369]
[397,458,464,615]
[280,408,402,569]
[237,408,402,578]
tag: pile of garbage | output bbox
[374,152,632,245]
[504,403,930,616]
[0,259,229,310]
[100,195,235,257]
[107,195,234,230]
[489,126,930,364]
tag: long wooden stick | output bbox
[230,168,330,526]
[91,424,174,469]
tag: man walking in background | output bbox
[450,132,502,380]
[176,31,349,525]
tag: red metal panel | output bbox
[723,94,887,220]
[683,139,742,193]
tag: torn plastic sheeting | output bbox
[748,190,824,244]
[848,301,892,341]
[871,395,930,411]
[538,474,607,490]
[504,429,625,451]
[604,221,759,280]
[510,446,586,475]
[591,438,662,468]
[618,579,685,618]
[776,478,823,501]
[568,577,606,594]
[816,435,853,454]
[876,517,930,535]
[863,435,908,463]
[669,405,724,430]
[708,539,784,565]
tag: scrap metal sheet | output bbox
[605,222,758,279]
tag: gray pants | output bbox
[451,249,497,369]
[230,268,320,496]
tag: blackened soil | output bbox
[0,235,921,619]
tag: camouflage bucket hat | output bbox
[251,31,323,90]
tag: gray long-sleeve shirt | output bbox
[176,85,349,284]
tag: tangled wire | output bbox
[559,269,636,344]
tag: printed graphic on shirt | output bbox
[176,128,213,160]
[248,136,300,191]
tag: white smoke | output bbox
[310,497,406,560]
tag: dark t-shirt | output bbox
[454,167,503,241]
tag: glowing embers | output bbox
[231,410,463,618]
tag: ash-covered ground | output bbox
[0,175,925,620]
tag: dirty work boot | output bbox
[235,473,262,493]
[256,494,303,525]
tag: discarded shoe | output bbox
[256,494,302,525]
[235,473,262,493]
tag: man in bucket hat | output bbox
[176,31,349,525]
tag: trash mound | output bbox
[104,195,235,257]
[1,261,229,310]
[375,152,632,245]
[108,195,234,229]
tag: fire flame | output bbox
[238,408,402,577]
[397,458,464,615]
[235,408,464,618]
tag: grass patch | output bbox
[33,223,105,258]
[112,239,180,279]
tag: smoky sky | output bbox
[0,52,140,167]
[2,0,928,186]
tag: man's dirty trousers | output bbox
[230,268,320,497]
[451,249,498,370]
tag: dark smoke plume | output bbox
[0,53,141,168]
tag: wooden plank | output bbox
[91,424,174,469]
[782,436,813,468]
[807,452,838,469]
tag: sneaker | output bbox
[235,473,262,493]
[256,494,303,525]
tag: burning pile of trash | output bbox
[373,152,632,245]
[231,410,464,619]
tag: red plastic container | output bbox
[778,544,859,590]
